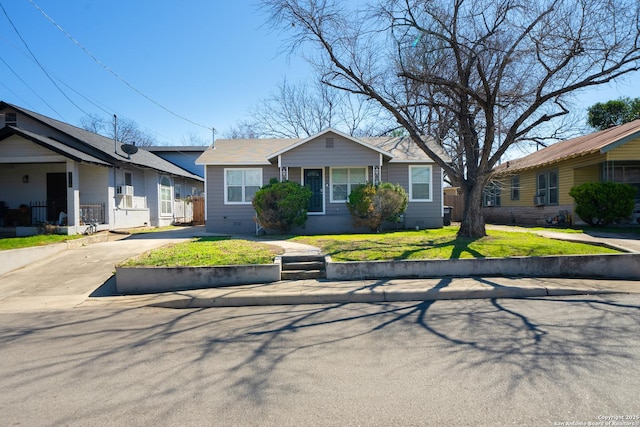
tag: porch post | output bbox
[373,165,381,185]
[66,159,80,230]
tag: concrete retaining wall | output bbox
[115,263,282,294]
[0,233,111,275]
[0,243,67,275]
[326,253,640,280]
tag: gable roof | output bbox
[0,102,203,181]
[266,128,393,160]
[495,119,640,173]
[196,130,449,165]
[0,126,110,166]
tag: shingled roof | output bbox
[196,129,449,165]
[1,102,203,181]
[495,119,640,173]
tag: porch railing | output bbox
[80,203,105,225]
[27,201,105,226]
[29,201,48,225]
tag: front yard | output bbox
[119,227,621,267]
[291,227,621,261]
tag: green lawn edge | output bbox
[122,227,622,267]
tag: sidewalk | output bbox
[1,225,639,312]
[81,225,640,310]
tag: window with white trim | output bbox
[225,168,262,204]
[160,176,172,215]
[330,167,367,202]
[409,165,432,201]
[537,170,558,205]
[510,175,520,201]
[123,172,133,208]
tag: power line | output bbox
[0,0,90,119]
[26,0,213,131]
[0,54,63,118]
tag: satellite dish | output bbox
[121,143,138,158]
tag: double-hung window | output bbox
[483,182,501,206]
[160,176,172,215]
[409,165,432,201]
[537,170,558,205]
[330,167,367,202]
[510,176,520,201]
[225,168,262,204]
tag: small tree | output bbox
[569,182,636,226]
[347,182,408,232]
[252,179,312,233]
[587,97,640,130]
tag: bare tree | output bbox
[80,113,157,146]
[262,0,640,237]
[227,78,395,138]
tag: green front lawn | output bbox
[119,237,285,267]
[0,234,82,251]
[291,227,621,261]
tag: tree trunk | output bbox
[458,184,487,238]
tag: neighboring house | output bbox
[0,102,204,235]
[484,119,640,226]
[196,128,449,234]
[146,145,208,179]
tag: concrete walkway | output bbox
[1,225,639,312]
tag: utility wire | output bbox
[0,54,63,118]
[0,0,90,119]
[27,0,213,131]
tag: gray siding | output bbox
[205,164,279,234]
[387,163,443,229]
[280,134,380,167]
[205,162,444,235]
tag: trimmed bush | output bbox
[347,182,408,232]
[252,179,312,233]
[569,182,636,226]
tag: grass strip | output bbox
[291,227,621,261]
[119,237,284,267]
[0,234,82,251]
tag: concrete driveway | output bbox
[0,226,208,312]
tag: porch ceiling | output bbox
[0,126,110,166]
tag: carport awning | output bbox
[0,126,110,166]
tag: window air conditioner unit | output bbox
[116,185,133,196]
[533,195,545,206]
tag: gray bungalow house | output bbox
[0,102,204,235]
[196,128,449,234]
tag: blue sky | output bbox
[1,0,639,149]
[0,1,310,145]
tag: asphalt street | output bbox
[1,294,639,426]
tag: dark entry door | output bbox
[304,169,323,213]
[47,173,67,222]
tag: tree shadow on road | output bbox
[1,287,639,424]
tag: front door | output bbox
[46,173,67,223]
[304,169,323,213]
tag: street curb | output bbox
[144,285,622,309]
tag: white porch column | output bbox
[280,166,289,182]
[373,165,381,184]
[66,159,80,227]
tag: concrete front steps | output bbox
[280,255,326,280]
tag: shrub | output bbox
[252,179,312,233]
[347,182,408,232]
[568,182,636,226]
